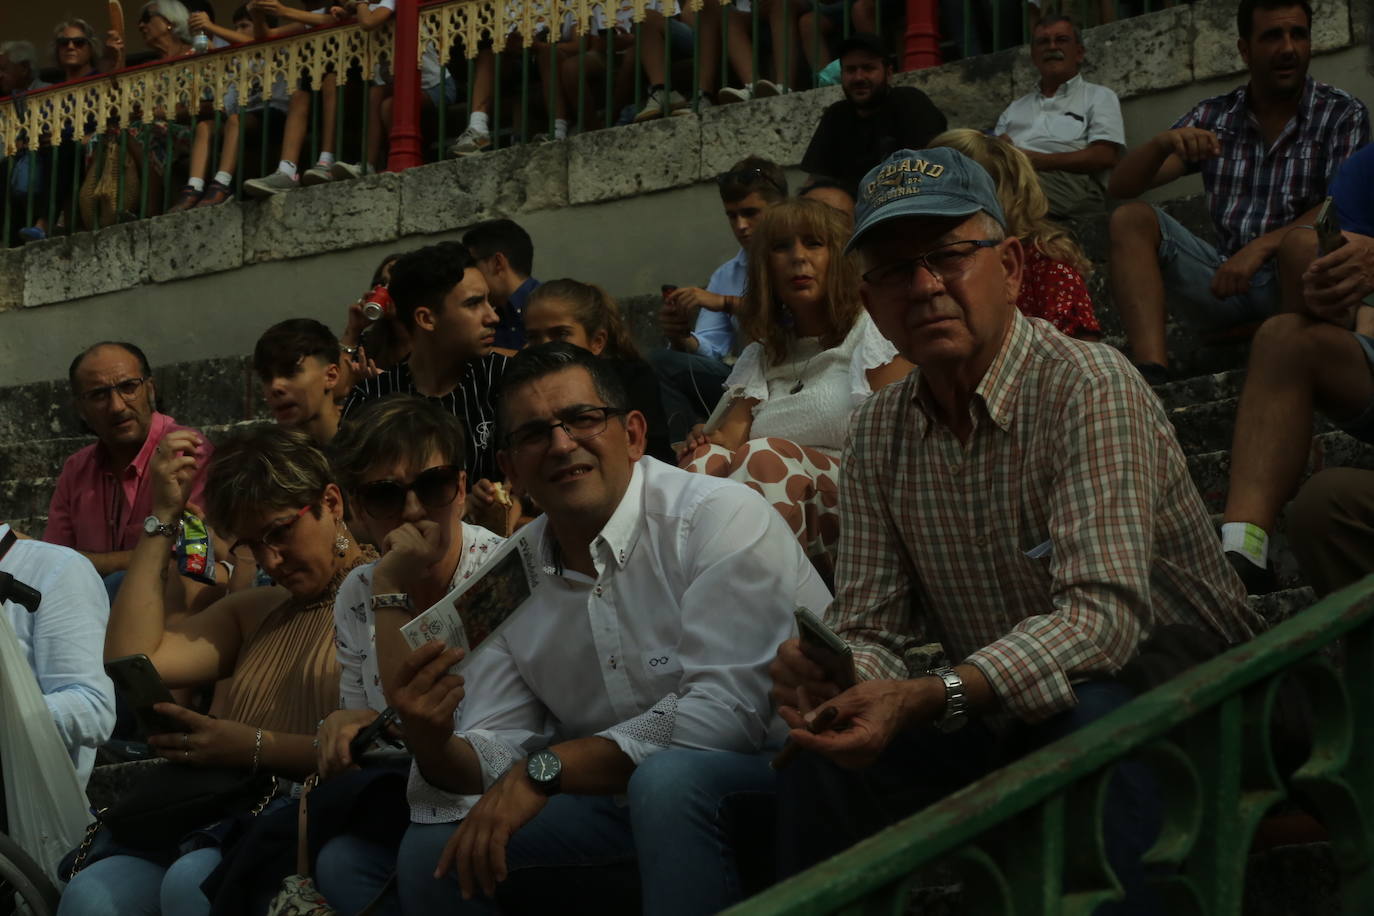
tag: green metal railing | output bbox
[3,0,1192,246]
[727,577,1374,915]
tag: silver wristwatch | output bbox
[143,514,180,539]
[370,593,415,613]
[929,666,969,733]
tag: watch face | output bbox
[528,750,561,783]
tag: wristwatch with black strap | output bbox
[526,748,563,795]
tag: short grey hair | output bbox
[0,41,39,70]
[52,19,104,66]
[143,0,193,44]
[1033,14,1083,46]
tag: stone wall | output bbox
[0,0,1369,385]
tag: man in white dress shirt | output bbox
[994,15,1124,223]
[377,343,831,915]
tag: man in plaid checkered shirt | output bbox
[1106,0,1368,386]
[768,147,1263,914]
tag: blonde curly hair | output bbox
[928,129,1091,277]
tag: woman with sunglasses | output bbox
[53,20,104,82]
[105,0,195,70]
[678,198,913,579]
[59,425,371,916]
[312,395,505,910]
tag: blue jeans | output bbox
[318,748,777,916]
[56,848,222,916]
[1153,205,1281,330]
[777,680,1162,915]
[645,348,733,444]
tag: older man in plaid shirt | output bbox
[768,147,1263,914]
[1107,0,1368,386]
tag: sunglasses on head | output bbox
[355,465,463,519]
[716,168,786,195]
[57,37,90,48]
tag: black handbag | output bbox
[65,759,277,875]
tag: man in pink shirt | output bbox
[43,342,214,594]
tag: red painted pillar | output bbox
[387,0,423,171]
[903,0,942,70]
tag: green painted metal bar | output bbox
[663,8,672,107]
[46,143,59,234]
[235,108,247,198]
[3,154,12,245]
[163,122,173,210]
[961,0,971,60]
[750,2,759,97]
[258,99,269,182]
[633,21,643,111]
[780,0,788,91]
[360,72,372,163]
[310,86,320,167]
[724,577,1374,915]
[438,67,448,155]
[520,44,530,144]
[23,148,37,231]
[842,0,850,39]
[810,4,820,88]
[211,109,221,183]
[335,79,347,171]
[69,136,81,233]
[576,32,586,132]
[691,9,701,111]
[548,40,558,139]
[138,124,150,219]
[992,1,1002,52]
[493,47,503,150]
[116,126,129,220]
[605,29,615,130]
[719,5,728,98]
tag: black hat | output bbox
[835,32,890,63]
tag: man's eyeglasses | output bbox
[56,37,90,48]
[355,466,463,519]
[231,504,313,556]
[506,406,628,454]
[716,168,787,196]
[78,376,149,405]
[861,239,1001,289]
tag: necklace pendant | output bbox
[790,380,804,394]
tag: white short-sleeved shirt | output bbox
[722,311,899,456]
[994,74,1125,156]
[334,521,506,823]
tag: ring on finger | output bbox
[183,748,191,761]
[182,732,190,747]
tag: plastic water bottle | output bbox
[192,32,210,53]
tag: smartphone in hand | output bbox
[105,653,181,739]
[1315,197,1347,256]
[794,607,857,690]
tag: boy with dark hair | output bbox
[649,156,786,442]
[253,318,344,445]
[342,242,510,514]
[463,219,540,350]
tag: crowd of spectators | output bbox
[4,0,1374,914]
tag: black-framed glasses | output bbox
[78,376,149,405]
[355,465,463,519]
[716,168,787,196]
[861,239,1001,289]
[506,406,628,454]
[56,37,91,48]
[230,504,313,557]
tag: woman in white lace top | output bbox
[678,198,913,575]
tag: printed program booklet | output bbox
[398,531,542,672]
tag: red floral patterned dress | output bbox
[1018,246,1100,338]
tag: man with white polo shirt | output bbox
[994,15,1124,223]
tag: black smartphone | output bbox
[794,607,857,690]
[105,653,181,738]
[348,706,401,763]
[1315,196,1346,256]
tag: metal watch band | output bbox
[144,515,180,538]
[929,666,969,733]
[370,593,414,613]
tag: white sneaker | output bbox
[633,88,688,122]
[329,161,373,181]
[716,85,752,105]
[301,163,334,186]
[754,79,782,98]
[448,126,492,157]
[671,94,713,117]
[242,171,298,199]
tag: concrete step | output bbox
[1154,368,1245,412]
[1187,431,1374,515]
[1168,397,1339,457]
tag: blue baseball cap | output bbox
[846,147,1007,253]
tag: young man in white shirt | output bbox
[353,343,830,915]
[994,15,1124,223]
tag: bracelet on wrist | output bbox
[250,727,264,773]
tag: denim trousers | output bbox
[56,847,222,916]
[315,747,778,916]
[777,680,1164,916]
